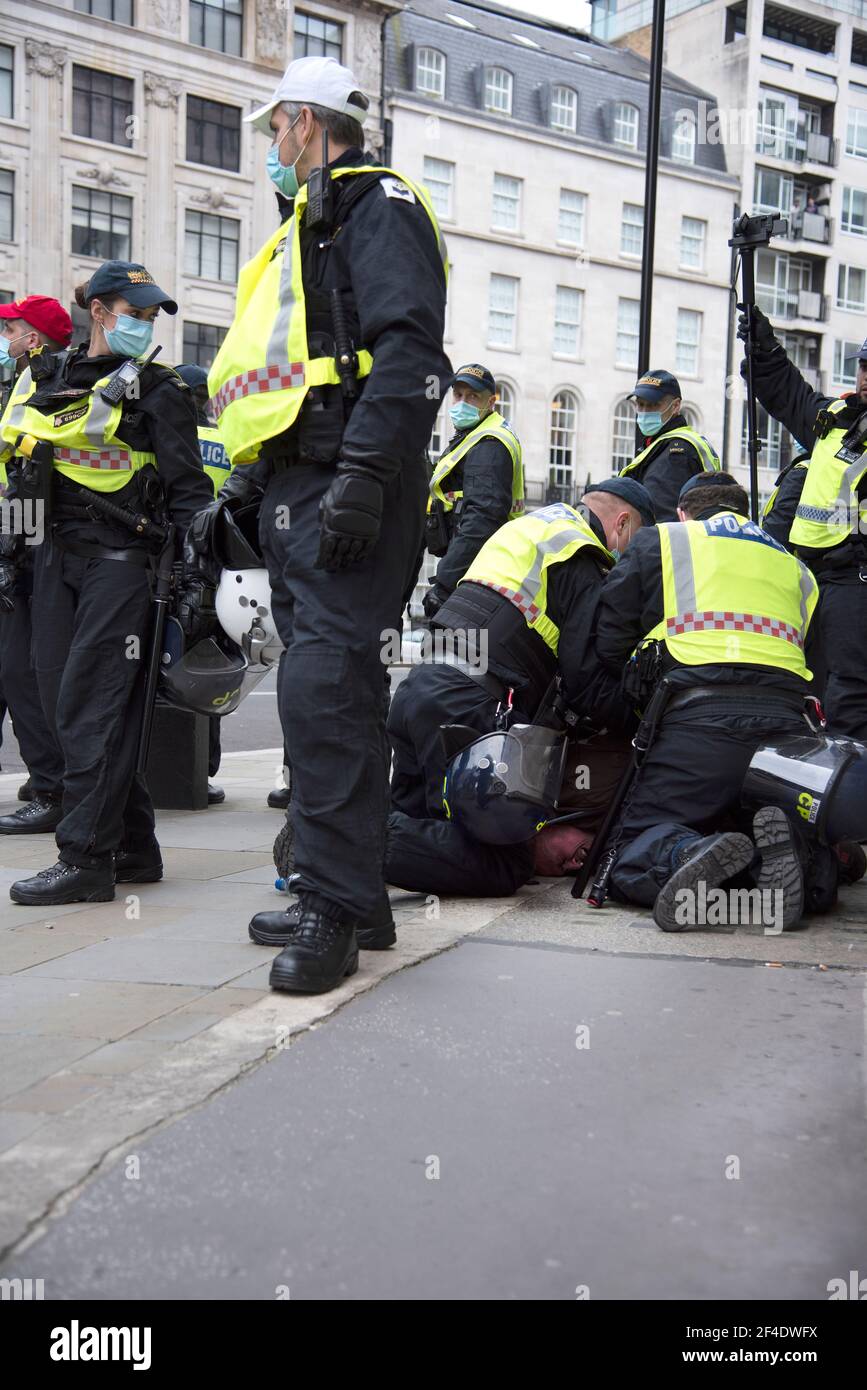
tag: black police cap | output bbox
[631,368,681,404]
[583,477,656,528]
[84,261,178,314]
[451,363,496,394]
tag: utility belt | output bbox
[809,538,867,583]
[664,683,807,719]
[49,466,170,563]
[445,659,511,703]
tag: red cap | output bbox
[0,295,73,347]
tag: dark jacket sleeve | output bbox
[763,464,807,549]
[433,438,514,595]
[548,551,636,731]
[640,442,705,523]
[336,181,452,479]
[594,528,664,674]
[742,340,833,447]
[136,374,215,532]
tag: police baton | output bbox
[136,538,176,776]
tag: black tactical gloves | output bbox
[177,504,222,643]
[0,532,20,614]
[316,464,383,572]
[737,303,779,354]
[422,586,447,620]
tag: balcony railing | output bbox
[756,288,826,321]
[787,211,832,244]
[755,125,837,167]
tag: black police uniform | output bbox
[425,422,515,611]
[13,348,212,888]
[388,509,632,819]
[0,544,64,811]
[593,507,811,905]
[624,413,709,523]
[236,148,450,932]
[745,332,867,737]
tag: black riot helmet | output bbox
[442,724,569,845]
[743,733,867,844]
[159,616,268,717]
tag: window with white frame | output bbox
[0,45,13,120]
[611,398,634,471]
[671,114,696,162]
[553,286,583,356]
[488,274,518,348]
[549,391,578,491]
[613,102,639,149]
[741,404,784,473]
[423,156,454,221]
[616,297,639,369]
[620,202,644,257]
[558,188,586,246]
[485,67,513,115]
[495,379,516,427]
[492,173,521,232]
[753,166,793,214]
[846,107,867,159]
[429,400,449,456]
[833,339,861,388]
[842,186,867,235]
[676,309,701,376]
[551,85,577,133]
[837,264,867,312]
[416,48,446,99]
[680,216,706,270]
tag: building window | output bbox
[753,165,793,214]
[294,10,342,61]
[842,186,867,235]
[415,48,446,99]
[72,66,134,147]
[184,210,239,282]
[492,173,521,232]
[671,114,696,162]
[846,107,867,159]
[488,273,518,348]
[676,308,701,376]
[741,405,784,475]
[553,286,583,356]
[495,379,516,427]
[755,250,813,316]
[73,0,134,22]
[423,156,454,220]
[0,44,13,121]
[551,85,577,133]
[191,0,243,57]
[833,339,861,388]
[613,102,639,149]
[620,202,644,257]
[183,320,227,369]
[611,398,634,471]
[680,215,706,270]
[558,188,586,246]
[837,264,867,312]
[186,96,241,171]
[71,185,132,260]
[0,169,13,242]
[549,391,578,492]
[616,297,639,369]
[485,67,513,116]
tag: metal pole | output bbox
[721,200,740,472]
[740,245,761,523]
[635,0,666,450]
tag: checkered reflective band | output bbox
[666,611,803,647]
[795,504,844,524]
[54,446,134,470]
[211,362,307,417]
[474,579,541,623]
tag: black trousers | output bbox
[385,809,534,897]
[259,458,427,920]
[0,557,63,796]
[31,536,155,868]
[815,577,867,739]
[609,697,807,907]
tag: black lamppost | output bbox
[636,0,666,450]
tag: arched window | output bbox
[485,66,513,115]
[416,48,446,100]
[671,113,696,163]
[549,390,579,496]
[495,379,516,428]
[612,397,635,472]
[613,102,639,149]
[682,405,700,430]
[551,85,578,133]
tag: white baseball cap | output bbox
[246,56,368,135]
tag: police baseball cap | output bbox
[0,295,72,346]
[174,363,209,389]
[83,262,178,314]
[844,337,867,363]
[451,364,496,393]
[246,56,369,136]
[583,477,656,528]
[631,369,681,404]
[678,470,742,503]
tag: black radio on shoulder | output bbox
[305,130,334,233]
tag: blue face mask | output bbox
[0,332,26,368]
[266,115,306,199]
[636,410,664,437]
[104,310,154,359]
[450,402,481,431]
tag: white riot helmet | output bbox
[216,568,284,667]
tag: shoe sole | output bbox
[752,807,804,930]
[0,821,63,835]
[10,884,115,905]
[249,922,395,950]
[654,834,755,932]
[269,950,359,993]
[114,868,164,884]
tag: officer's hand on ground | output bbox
[737,303,777,353]
[175,576,218,644]
[316,466,383,572]
[422,586,447,620]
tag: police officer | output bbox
[0,296,70,831]
[738,309,867,738]
[387,477,654,820]
[198,56,449,993]
[620,368,720,521]
[422,364,523,619]
[2,261,214,905]
[594,472,819,931]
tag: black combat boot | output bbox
[250,892,396,950]
[0,795,63,834]
[269,904,359,994]
[114,840,164,884]
[752,806,805,929]
[653,831,754,932]
[267,786,292,810]
[10,860,115,905]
